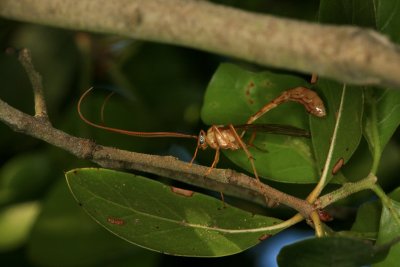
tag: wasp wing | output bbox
[226,123,310,138]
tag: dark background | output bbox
[3,1,392,266]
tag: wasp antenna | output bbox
[77,87,198,139]
[100,91,116,124]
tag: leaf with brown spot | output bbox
[201,63,318,183]
[66,168,283,257]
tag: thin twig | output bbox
[1,0,400,88]
[314,173,377,209]
[17,48,50,122]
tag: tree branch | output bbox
[0,96,315,217]
[0,50,315,217]
[314,173,377,209]
[1,0,400,88]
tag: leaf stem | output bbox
[211,214,304,234]
[365,89,382,175]
[370,184,400,226]
[309,211,324,237]
[370,184,388,204]
[308,84,347,203]
[335,230,377,240]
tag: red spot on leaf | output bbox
[171,186,194,197]
[245,81,255,96]
[107,217,125,225]
[258,233,272,241]
[245,81,256,104]
[332,157,344,175]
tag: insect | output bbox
[246,86,326,125]
[77,87,318,184]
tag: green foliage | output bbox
[309,82,363,184]
[66,168,282,257]
[27,179,158,267]
[277,236,391,267]
[202,64,317,183]
[0,201,40,251]
[1,0,400,266]
[0,152,54,205]
[374,189,400,267]
[350,188,400,266]
[351,201,381,238]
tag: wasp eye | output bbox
[199,135,205,144]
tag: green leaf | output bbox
[65,168,283,257]
[363,0,400,171]
[319,0,400,175]
[318,0,400,43]
[349,188,400,266]
[340,137,373,182]
[318,0,376,27]
[374,0,400,43]
[350,201,381,239]
[28,179,157,267]
[0,201,40,251]
[364,88,400,171]
[389,187,400,200]
[310,81,363,183]
[201,63,319,183]
[277,236,390,267]
[351,187,400,238]
[0,152,54,205]
[374,198,400,267]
